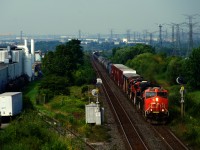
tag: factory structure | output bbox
[0,39,39,93]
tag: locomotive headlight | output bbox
[162,109,165,112]
[156,97,159,102]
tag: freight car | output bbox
[92,52,169,123]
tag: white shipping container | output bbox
[0,92,22,116]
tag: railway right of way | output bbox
[92,56,189,150]
[93,57,149,150]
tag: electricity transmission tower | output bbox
[147,31,157,46]
[110,29,113,41]
[155,24,165,47]
[175,24,181,56]
[184,14,199,56]
[168,23,184,56]
[126,29,131,42]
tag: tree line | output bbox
[110,44,200,90]
[39,39,95,102]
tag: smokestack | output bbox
[7,46,12,62]
[24,39,27,47]
[31,39,35,64]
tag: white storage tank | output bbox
[12,51,20,62]
[0,51,8,62]
[0,92,22,116]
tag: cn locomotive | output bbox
[93,52,169,123]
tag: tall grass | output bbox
[0,112,68,150]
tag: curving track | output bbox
[38,111,95,150]
[152,125,189,150]
[92,58,148,150]
[92,56,189,150]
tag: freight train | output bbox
[93,52,169,123]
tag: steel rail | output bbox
[92,57,148,150]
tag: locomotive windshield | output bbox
[145,92,168,98]
[157,92,168,98]
[146,92,156,98]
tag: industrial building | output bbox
[0,39,35,93]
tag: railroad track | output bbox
[38,111,95,150]
[92,56,189,150]
[152,125,189,150]
[92,58,148,150]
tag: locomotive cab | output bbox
[143,87,169,122]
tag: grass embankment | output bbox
[0,81,110,150]
[157,77,200,149]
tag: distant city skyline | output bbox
[0,0,200,36]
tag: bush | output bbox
[81,85,89,93]
[23,96,34,110]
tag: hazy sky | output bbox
[0,0,200,35]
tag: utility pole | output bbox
[158,24,163,47]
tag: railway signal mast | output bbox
[176,77,185,118]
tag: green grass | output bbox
[23,80,40,103]
[0,112,69,150]
[167,85,200,149]
[0,79,110,150]
[23,82,110,143]
[153,74,200,149]
[187,91,200,103]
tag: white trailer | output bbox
[0,92,22,117]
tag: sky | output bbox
[0,0,200,36]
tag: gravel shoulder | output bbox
[89,87,126,150]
